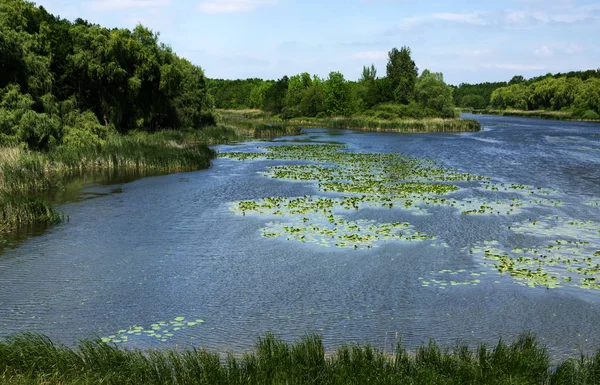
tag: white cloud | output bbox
[481,63,546,71]
[565,43,584,54]
[432,13,487,25]
[533,45,554,57]
[87,0,171,11]
[197,0,278,14]
[462,49,491,57]
[395,12,486,31]
[351,51,388,60]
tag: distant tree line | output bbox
[208,47,457,120]
[0,0,214,151]
[453,70,600,119]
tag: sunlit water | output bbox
[1,114,599,357]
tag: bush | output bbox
[580,109,600,120]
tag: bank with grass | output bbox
[219,109,481,134]
[469,109,600,122]
[0,332,598,385]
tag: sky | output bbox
[33,0,600,85]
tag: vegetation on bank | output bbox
[220,108,481,134]
[0,132,219,232]
[208,49,458,120]
[453,70,600,121]
[0,332,598,385]
[467,109,600,122]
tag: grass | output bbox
[288,116,482,133]
[470,109,600,122]
[0,332,598,384]
[217,112,303,139]
[0,130,221,231]
[216,109,481,134]
[0,122,304,231]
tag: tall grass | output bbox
[0,332,598,384]
[289,116,481,133]
[0,130,221,231]
[217,109,481,134]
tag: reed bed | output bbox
[0,130,220,231]
[0,333,598,384]
[289,117,481,133]
[219,118,302,139]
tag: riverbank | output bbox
[468,109,600,122]
[0,124,302,232]
[0,332,598,384]
[218,109,481,133]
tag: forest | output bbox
[208,49,457,120]
[453,70,600,119]
[0,0,215,153]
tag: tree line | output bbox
[208,47,457,120]
[453,70,600,119]
[0,0,214,152]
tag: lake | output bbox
[1,114,599,357]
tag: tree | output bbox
[386,46,418,104]
[263,76,288,114]
[461,94,487,109]
[357,65,379,110]
[323,72,354,116]
[415,70,455,117]
[299,75,325,117]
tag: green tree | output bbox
[323,72,354,116]
[415,69,455,117]
[386,46,418,104]
[263,76,289,114]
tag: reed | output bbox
[0,192,62,232]
[0,130,222,231]
[289,116,481,133]
[0,332,598,384]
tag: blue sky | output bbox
[35,0,600,85]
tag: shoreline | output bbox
[466,109,600,123]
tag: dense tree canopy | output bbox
[386,46,419,104]
[208,47,455,120]
[0,0,213,151]
[453,69,600,118]
[490,74,600,119]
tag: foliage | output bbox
[206,47,456,120]
[0,0,215,152]
[323,72,355,116]
[457,69,600,119]
[386,46,418,104]
[415,70,455,118]
[1,332,599,384]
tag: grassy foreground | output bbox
[0,333,598,384]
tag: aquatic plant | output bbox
[222,142,600,293]
[101,316,205,344]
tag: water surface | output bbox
[1,114,599,356]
